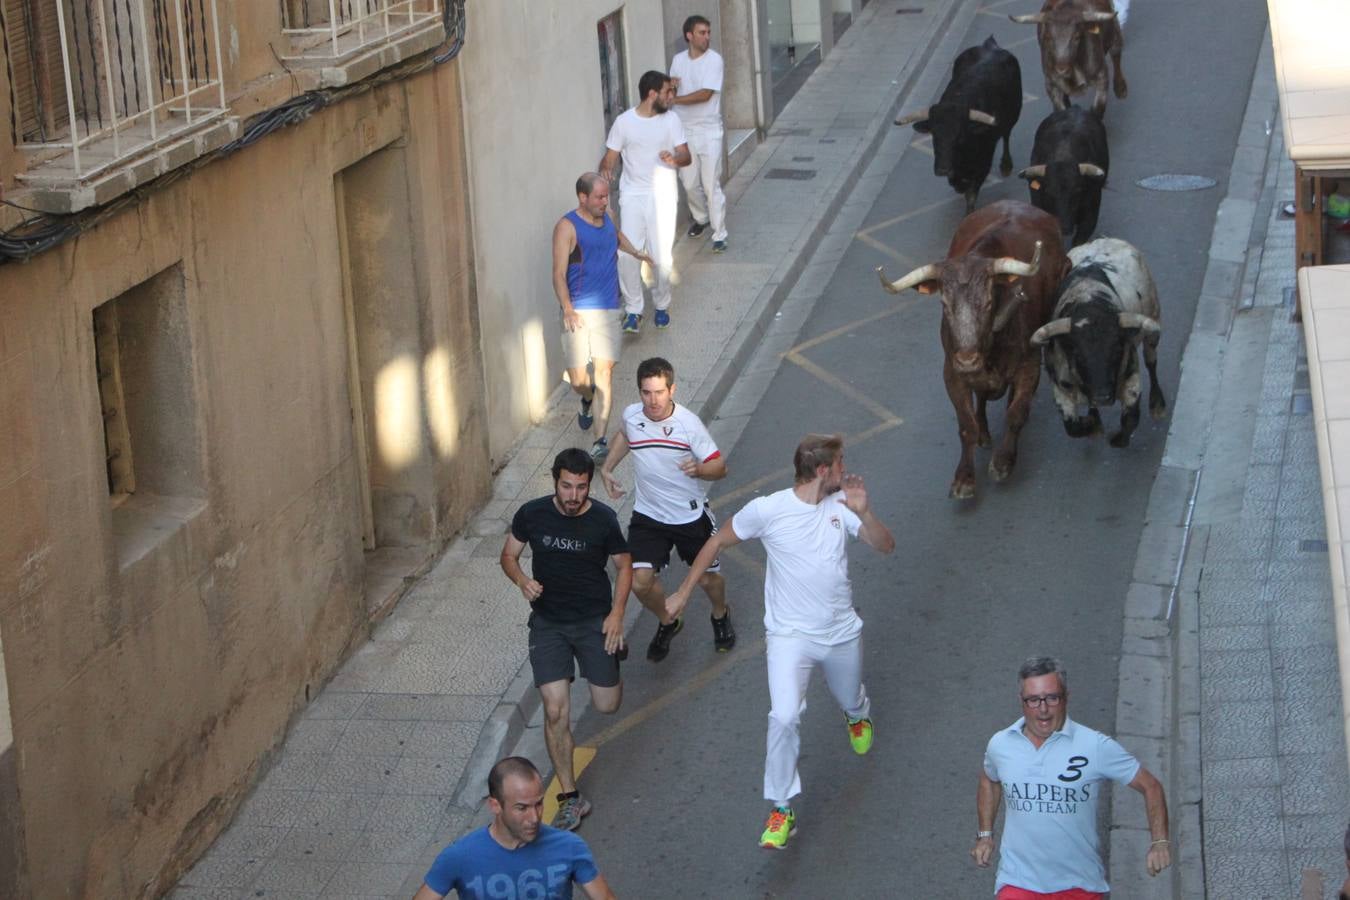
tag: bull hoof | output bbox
[999,161,1013,177]
[1150,404,1168,421]
[988,457,1015,482]
[1115,81,1128,99]
[978,431,993,448]
[949,478,977,500]
[1109,431,1130,448]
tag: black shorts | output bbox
[627,510,720,574]
[528,613,620,688]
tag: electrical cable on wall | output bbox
[0,0,467,264]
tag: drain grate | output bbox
[766,168,818,181]
[1137,174,1217,192]
[896,6,924,12]
[771,127,812,137]
[792,155,816,162]
[819,138,837,144]
[1299,539,1329,553]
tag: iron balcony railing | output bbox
[1,0,226,183]
[280,0,440,62]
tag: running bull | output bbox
[894,36,1022,213]
[1011,0,1126,117]
[1020,106,1109,247]
[1030,237,1167,447]
[876,200,1068,499]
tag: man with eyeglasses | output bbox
[971,656,1171,899]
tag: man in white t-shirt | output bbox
[598,357,734,663]
[600,71,690,335]
[667,433,895,850]
[670,15,729,253]
[971,656,1171,899]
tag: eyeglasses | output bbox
[1021,693,1064,708]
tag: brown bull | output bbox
[876,200,1068,499]
[1011,0,1126,117]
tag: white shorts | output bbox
[561,308,620,369]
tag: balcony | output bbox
[3,0,236,213]
[279,0,445,88]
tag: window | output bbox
[92,264,202,507]
[597,9,626,134]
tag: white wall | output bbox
[460,1,669,462]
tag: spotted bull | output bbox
[894,36,1022,213]
[1011,0,1126,117]
[876,200,1068,499]
[1030,237,1166,447]
[1020,106,1109,247]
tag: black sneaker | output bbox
[711,610,736,652]
[687,221,708,238]
[577,394,594,431]
[647,617,684,662]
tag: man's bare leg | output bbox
[588,682,622,715]
[538,680,576,792]
[591,358,615,443]
[699,571,729,619]
[632,568,676,626]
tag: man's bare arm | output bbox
[674,88,715,105]
[970,769,1002,867]
[667,521,742,618]
[579,873,617,900]
[552,218,581,329]
[599,149,621,184]
[500,534,543,601]
[1129,766,1172,877]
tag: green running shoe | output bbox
[759,806,796,850]
[847,716,873,755]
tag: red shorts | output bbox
[997,888,1103,900]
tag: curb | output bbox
[1107,24,1280,899]
[450,0,980,814]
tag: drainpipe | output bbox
[749,0,766,131]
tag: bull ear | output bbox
[1009,12,1045,23]
[1078,163,1106,180]
[1118,313,1161,335]
[1030,318,1074,346]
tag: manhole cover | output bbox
[766,168,817,181]
[1137,173,1217,192]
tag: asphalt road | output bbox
[567,2,1269,896]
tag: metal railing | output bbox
[280,0,440,61]
[2,0,226,182]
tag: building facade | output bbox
[0,2,486,896]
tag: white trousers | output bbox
[679,129,727,242]
[763,633,869,805]
[617,187,677,315]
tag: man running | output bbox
[599,71,690,334]
[500,449,632,831]
[971,656,1172,899]
[666,433,894,849]
[413,757,616,899]
[670,14,729,252]
[598,357,734,662]
[553,172,653,461]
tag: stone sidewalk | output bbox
[169,0,977,896]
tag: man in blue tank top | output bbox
[553,173,652,460]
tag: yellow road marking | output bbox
[786,351,905,425]
[857,193,961,237]
[542,746,597,822]
[790,306,904,355]
[855,231,916,266]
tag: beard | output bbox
[653,100,670,114]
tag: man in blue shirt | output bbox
[413,757,616,900]
[971,656,1171,899]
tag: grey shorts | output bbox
[561,308,620,370]
[528,613,621,688]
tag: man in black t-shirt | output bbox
[500,448,632,832]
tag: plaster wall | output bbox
[458,0,669,462]
[0,56,485,899]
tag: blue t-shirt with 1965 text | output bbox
[423,825,598,899]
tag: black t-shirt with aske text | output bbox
[510,496,628,622]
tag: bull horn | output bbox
[876,263,942,295]
[968,109,997,126]
[1009,12,1045,23]
[894,107,930,126]
[1081,10,1118,21]
[990,240,1044,278]
[1078,162,1106,179]
[1030,317,1073,346]
[1019,165,1047,180]
[1118,313,1161,335]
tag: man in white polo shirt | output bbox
[666,433,894,851]
[971,656,1172,899]
[670,14,729,253]
[600,71,690,335]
